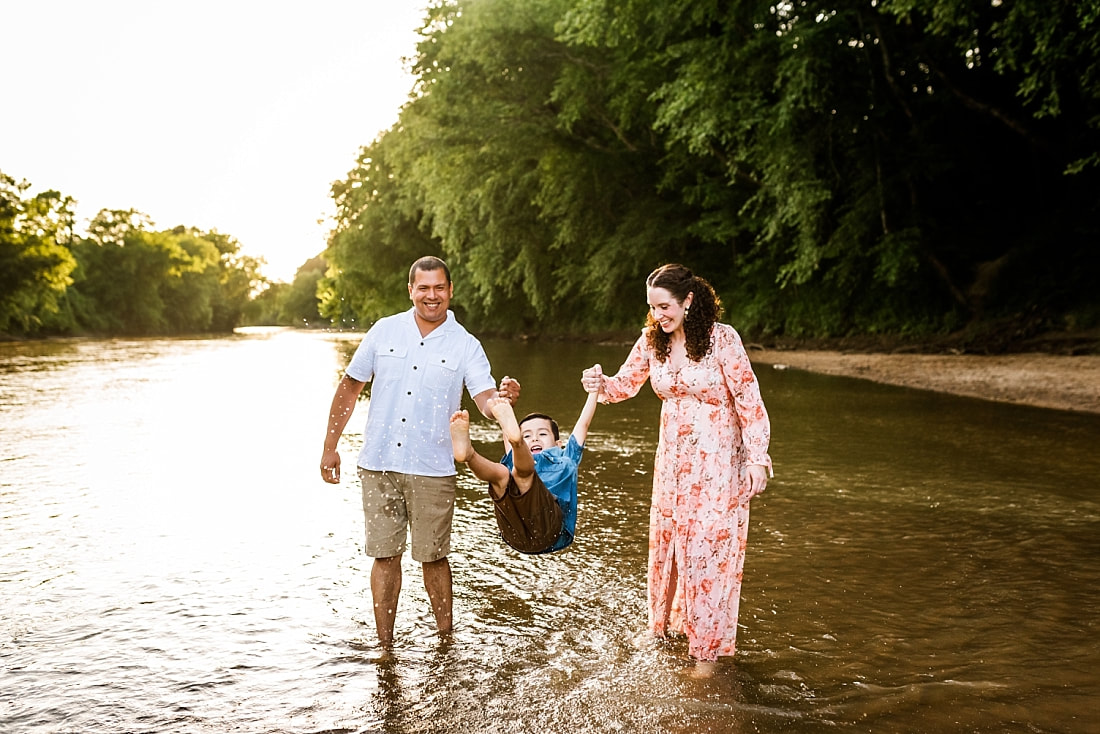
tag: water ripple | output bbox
[2,332,1099,733]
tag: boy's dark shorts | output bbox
[491,472,563,554]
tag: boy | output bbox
[449,377,600,554]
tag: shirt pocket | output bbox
[374,345,408,385]
[424,354,459,391]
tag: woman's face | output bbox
[647,286,692,334]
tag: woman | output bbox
[584,264,772,676]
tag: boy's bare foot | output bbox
[450,410,473,462]
[489,397,522,445]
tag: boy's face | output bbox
[521,418,557,454]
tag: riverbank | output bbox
[749,347,1100,415]
[584,326,1100,415]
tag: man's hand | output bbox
[320,447,341,484]
[498,376,521,405]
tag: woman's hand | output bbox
[745,464,769,501]
[581,364,604,394]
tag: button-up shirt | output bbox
[346,308,495,476]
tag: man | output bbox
[320,255,518,647]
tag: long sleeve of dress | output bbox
[600,333,651,404]
[715,326,773,476]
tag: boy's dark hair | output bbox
[409,255,451,285]
[519,412,560,440]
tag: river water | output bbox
[2,328,1099,734]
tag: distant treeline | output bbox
[0,171,268,337]
[320,0,1099,340]
[246,255,329,328]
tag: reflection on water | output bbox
[2,329,1099,733]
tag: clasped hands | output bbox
[580,364,604,395]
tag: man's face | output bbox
[521,418,557,454]
[408,267,452,325]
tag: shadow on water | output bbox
[2,330,1098,733]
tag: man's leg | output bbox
[450,410,512,499]
[371,555,402,647]
[422,557,453,633]
[360,469,410,647]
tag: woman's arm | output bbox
[716,325,773,478]
[589,333,651,404]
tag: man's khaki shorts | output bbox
[358,469,456,563]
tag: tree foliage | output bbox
[0,172,78,334]
[0,171,263,337]
[279,254,328,326]
[322,0,1099,339]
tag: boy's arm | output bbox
[569,391,600,446]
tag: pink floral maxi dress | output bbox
[602,324,773,661]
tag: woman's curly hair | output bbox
[645,263,723,362]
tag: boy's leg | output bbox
[450,410,511,499]
[489,399,536,495]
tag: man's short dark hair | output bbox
[519,412,560,440]
[409,256,451,285]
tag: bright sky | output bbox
[0,1,426,283]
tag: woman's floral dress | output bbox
[602,323,772,661]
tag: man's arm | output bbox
[320,374,366,484]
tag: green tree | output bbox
[0,172,78,335]
[243,282,290,326]
[182,228,263,332]
[559,0,1099,335]
[279,254,327,326]
[1,172,264,337]
[322,131,440,328]
[72,210,176,333]
[327,0,689,332]
[70,213,261,335]
[324,0,1098,339]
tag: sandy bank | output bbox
[749,348,1100,415]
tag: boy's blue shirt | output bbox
[502,434,583,552]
